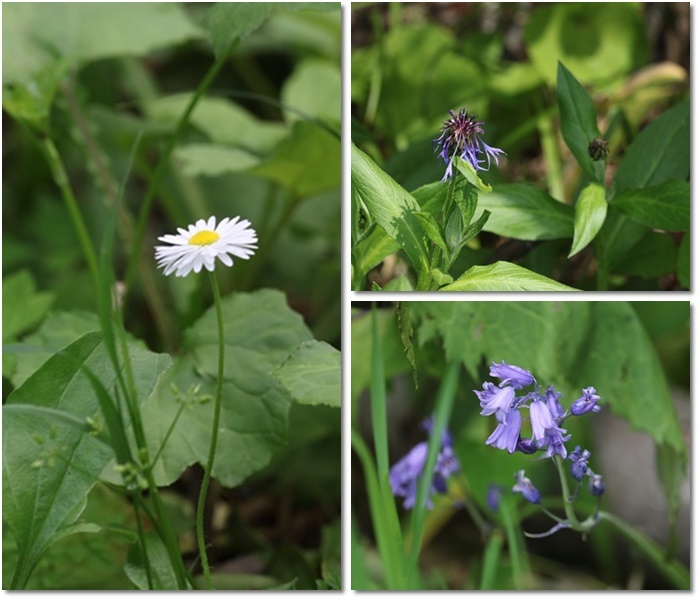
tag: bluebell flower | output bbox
[529,399,556,442]
[475,381,515,423]
[485,409,522,454]
[486,484,504,512]
[435,109,505,181]
[489,361,536,390]
[545,386,565,421]
[571,387,602,416]
[389,428,460,510]
[512,470,541,504]
[516,437,538,455]
[568,446,592,481]
[588,472,606,497]
[540,426,571,459]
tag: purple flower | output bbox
[513,470,541,504]
[529,399,556,441]
[485,409,522,454]
[389,433,460,510]
[568,446,592,481]
[486,484,503,512]
[434,108,505,181]
[540,426,571,459]
[545,386,565,421]
[571,387,602,416]
[588,472,606,497]
[516,437,538,455]
[475,382,515,423]
[489,361,535,390]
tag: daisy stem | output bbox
[41,136,99,286]
[196,271,226,589]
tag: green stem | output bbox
[132,494,155,590]
[598,511,690,589]
[40,136,99,285]
[480,530,504,590]
[125,42,238,288]
[149,402,187,470]
[196,271,226,589]
[553,455,583,528]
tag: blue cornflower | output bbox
[485,408,522,454]
[571,387,602,416]
[389,427,460,510]
[513,470,541,504]
[435,108,505,181]
[489,361,536,390]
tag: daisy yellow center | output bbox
[189,230,220,246]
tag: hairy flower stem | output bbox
[196,272,226,589]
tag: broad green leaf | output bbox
[610,180,690,232]
[124,533,181,591]
[454,158,493,193]
[174,143,260,177]
[2,270,54,342]
[413,212,448,255]
[274,340,340,408]
[593,212,647,270]
[677,233,690,289]
[203,3,272,58]
[3,333,171,589]
[3,3,202,85]
[476,184,575,241]
[146,95,286,155]
[141,290,314,488]
[319,520,341,590]
[281,59,340,123]
[354,226,400,278]
[656,443,688,560]
[383,275,415,291]
[444,208,463,252]
[524,3,647,86]
[614,233,678,279]
[575,302,686,455]
[557,62,603,183]
[431,269,454,287]
[2,64,68,130]
[251,121,340,196]
[441,262,577,291]
[569,183,607,257]
[351,144,430,277]
[613,101,690,193]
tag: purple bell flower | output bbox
[513,469,541,504]
[486,484,503,512]
[545,386,565,421]
[516,436,538,455]
[489,361,536,390]
[529,399,556,442]
[485,409,522,454]
[571,387,602,416]
[568,446,592,481]
[475,382,515,423]
[588,472,606,497]
[540,426,572,459]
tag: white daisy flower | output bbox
[155,216,257,277]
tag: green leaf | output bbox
[146,95,286,155]
[354,226,400,278]
[351,144,430,278]
[281,59,340,123]
[610,180,690,232]
[3,333,171,589]
[396,303,418,389]
[444,208,463,253]
[125,533,182,591]
[613,232,678,279]
[3,3,202,85]
[2,270,54,342]
[593,212,647,269]
[677,233,690,289]
[476,184,575,241]
[441,262,578,291]
[569,183,608,257]
[575,303,686,455]
[251,121,340,196]
[273,340,340,408]
[524,3,647,86]
[174,143,260,177]
[413,211,448,254]
[141,290,314,488]
[557,62,603,183]
[430,269,454,287]
[454,158,493,192]
[203,3,272,58]
[2,64,69,130]
[613,101,690,193]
